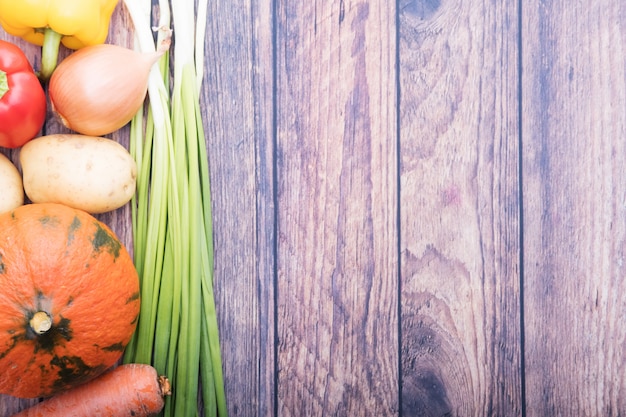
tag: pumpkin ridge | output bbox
[32,289,51,313]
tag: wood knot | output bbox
[400,0,442,20]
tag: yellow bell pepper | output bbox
[0,0,119,81]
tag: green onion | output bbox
[122,0,227,415]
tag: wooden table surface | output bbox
[1,0,626,416]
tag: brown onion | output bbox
[49,37,170,136]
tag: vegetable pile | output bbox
[0,0,227,416]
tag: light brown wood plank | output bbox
[398,1,522,415]
[275,0,399,414]
[521,1,626,415]
[201,0,276,415]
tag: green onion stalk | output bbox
[122,0,227,415]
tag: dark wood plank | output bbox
[521,1,626,415]
[398,0,523,415]
[274,0,399,414]
[201,0,276,415]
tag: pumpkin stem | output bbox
[30,311,53,335]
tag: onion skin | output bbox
[49,44,163,136]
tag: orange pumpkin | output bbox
[0,203,140,398]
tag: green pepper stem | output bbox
[40,28,63,82]
[0,70,7,100]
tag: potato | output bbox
[0,153,24,214]
[20,134,137,214]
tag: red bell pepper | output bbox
[0,40,46,149]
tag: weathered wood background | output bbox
[1,0,626,415]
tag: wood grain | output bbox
[2,0,626,415]
[201,0,275,415]
[521,1,626,415]
[274,0,399,415]
[398,0,522,415]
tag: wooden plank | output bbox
[521,1,626,415]
[274,0,399,414]
[201,0,276,415]
[398,1,523,415]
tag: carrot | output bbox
[11,364,171,417]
